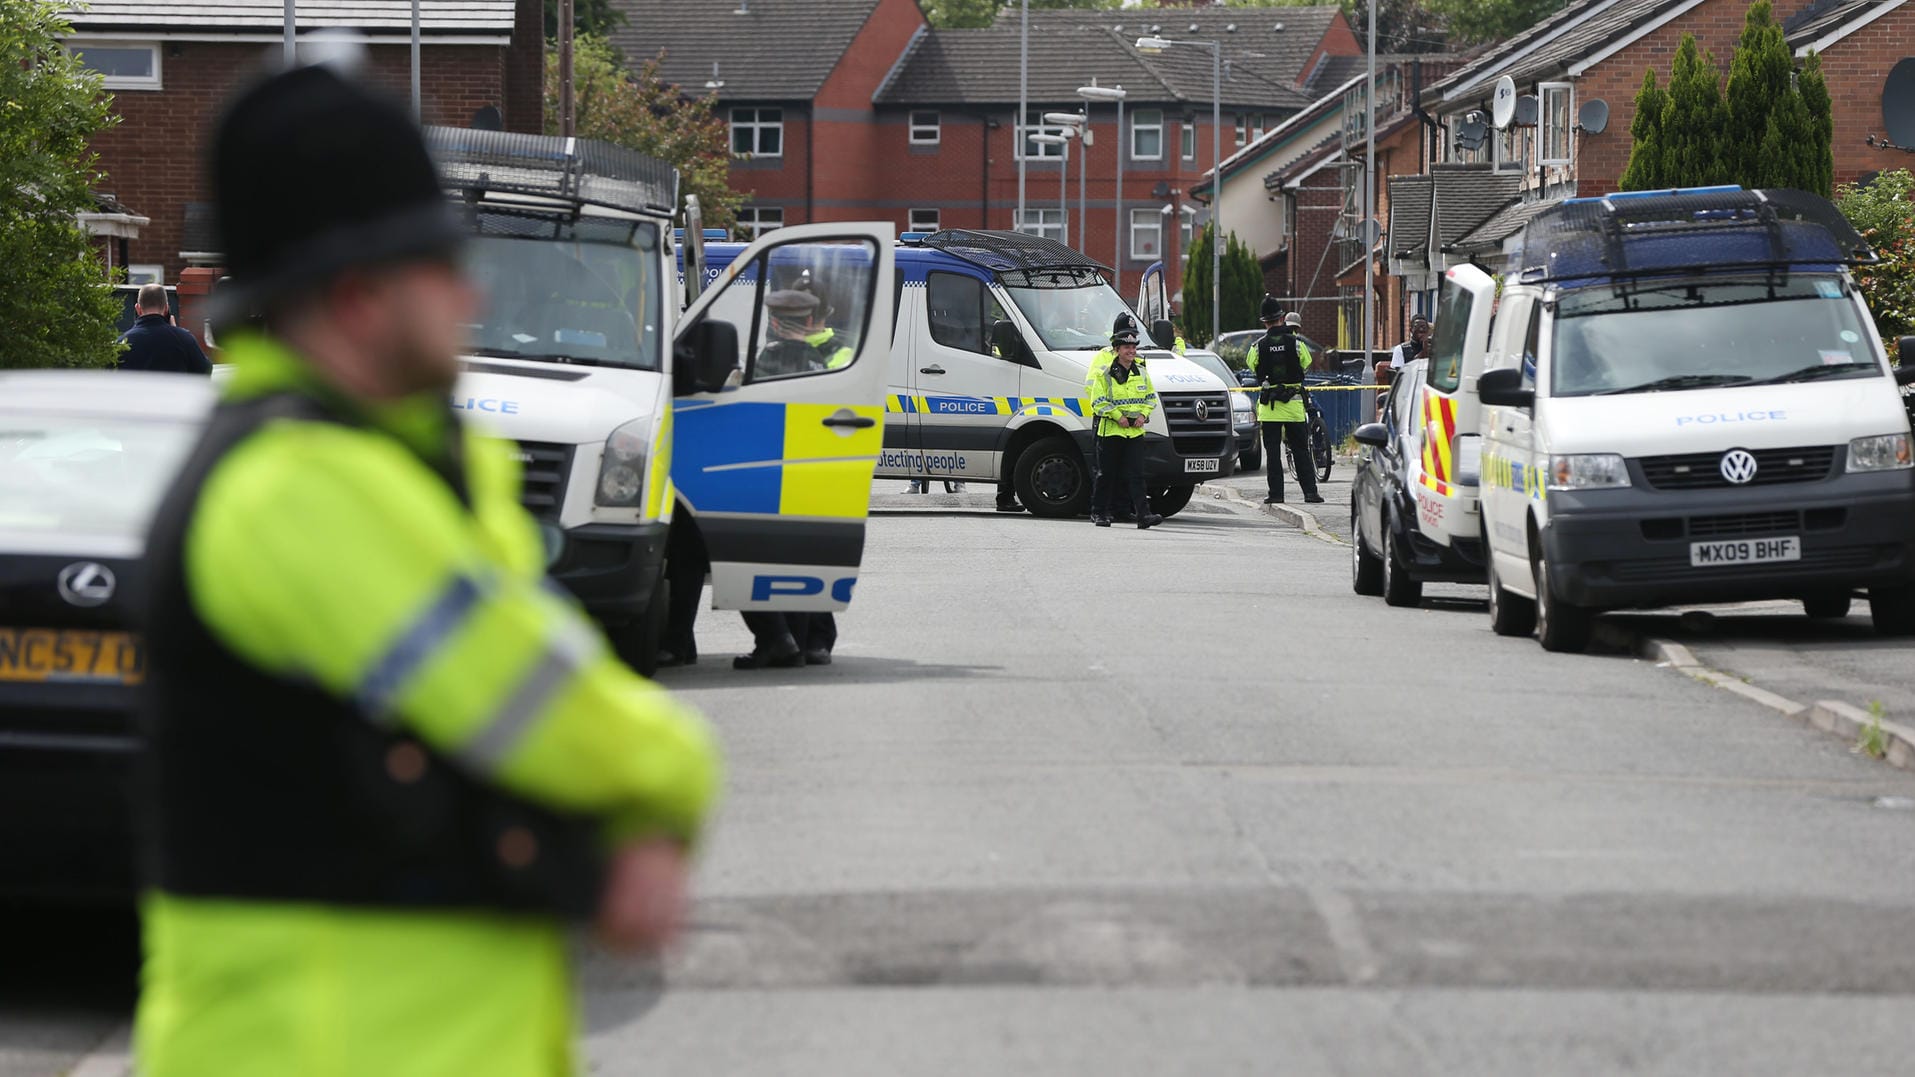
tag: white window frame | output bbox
[126,264,164,286]
[1129,208,1163,262]
[1234,114,1248,148]
[1178,206,1195,259]
[730,108,784,158]
[1015,110,1066,160]
[908,208,941,233]
[1539,82,1573,167]
[1130,109,1164,161]
[909,110,941,145]
[68,40,161,91]
[1181,121,1196,162]
[736,206,784,239]
[1253,113,1267,140]
[1015,208,1062,241]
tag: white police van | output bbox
[696,232,1237,518]
[1466,186,1915,651]
[428,128,894,673]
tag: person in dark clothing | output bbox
[119,284,213,374]
[1252,300,1324,505]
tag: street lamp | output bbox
[1077,82,1127,284]
[1136,34,1221,344]
[1029,132,1073,246]
[1044,112,1088,255]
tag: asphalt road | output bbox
[14,482,1915,1075]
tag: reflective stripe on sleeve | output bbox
[455,618,601,773]
[356,574,486,722]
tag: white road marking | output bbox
[67,1022,133,1077]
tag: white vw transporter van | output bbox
[1465,186,1915,651]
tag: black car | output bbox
[0,371,213,903]
[1349,359,1484,606]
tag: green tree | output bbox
[1180,224,1262,346]
[546,36,745,231]
[1836,170,1915,361]
[0,0,123,370]
[1618,69,1668,191]
[1799,51,1835,197]
[1757,86,1819,191]
[1724,1,1791,183]
[1658,34,1729,187]
[1184,223,1215,347]
[543,0,624,40]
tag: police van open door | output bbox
[1416,264,1496,547]
[1136,261,1169,340]
[672,223,894,611]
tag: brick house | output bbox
[611,1,1361,296]
[63,0,544,290]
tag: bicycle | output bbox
[1284,386,1335,485]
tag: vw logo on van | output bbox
[1194,400,1211,423]
[1719,449,1759,485]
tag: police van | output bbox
[428,128,893,673]
[696,231,1238,518]
[1462,186,1915,651]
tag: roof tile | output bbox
[607,0,883,100]
[63,1,516,33]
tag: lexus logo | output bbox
[1719,449,1759,485]
[58,562,116,607]
[1195,399,1211,423]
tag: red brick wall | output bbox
[1802,7,1915,188]
[503,0,545,133]
[90,41,515,283]
[726,109,813,223]
[1284,177,1343,346]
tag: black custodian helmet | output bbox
[1111,312,1141,346]
[1259,294,1284,323]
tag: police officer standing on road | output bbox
[1083,312,1147,523]
[1088,319,1163,529]
[135,64,720,1076]
[1254,298,1325,505]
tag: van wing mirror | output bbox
[1896,338,1915,383]
[1351,422,1391,448]
[1477,366,1534,409]
[675,318,739,395]
[990,319,1029,364]
[1151,319,1176,349]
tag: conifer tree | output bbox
[1724,0,1792,184]
[1659,35,1729,187]
[1618,69,1668,191]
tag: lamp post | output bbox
[1044,112,1087,253]
[1029,133,1073,245]
[1364,0,1377,369]
[284,0,295,65]
[1077,82,1127,286]
[1017,0,1029,231]
[1136,35,1220,344]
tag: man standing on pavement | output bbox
[1253,300,1324,505]
[135,65,720,1076]
[1088,320,1163,529]
[118,284,212,374]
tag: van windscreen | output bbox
[1549,275,1880,397]
[1005,282,1158,352]
[462,214,663,370]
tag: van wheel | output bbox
[1149,484,1195,517]
[1240,444,1262,472]
[1533,546,1592,653]
[1869,584,1915,636]
[1486,550,1537,637]
[607,568,669,678]
[1014,436,1091,518]
[1381,521,1423,608]
[1352,504,1383,596]
[1803,593,1853,619]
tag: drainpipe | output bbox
[980,111,994,227]
[1411,60,1440,172]
[805,104,814,223]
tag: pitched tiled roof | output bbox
[1431,163,1524,249]
[1448,195,1559,254]
[1002,5,1346,87]
[607,0,884,100]
[1387,174,1432,260]
[1784,0,1908,49]
[64,1,515,34]
[1423,0,1679,108]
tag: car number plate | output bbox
[1689,536,1800,568]
[0,628,145,685]
[1184,458,1221,473]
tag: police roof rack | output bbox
[915,229,1111,287]
[1514,186,1877,286]
[424,126,679,219]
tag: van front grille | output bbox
[513,441,571,518]
[1637,446,1838,490]
[1161,391,1232,458]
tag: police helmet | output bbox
[1259,294,1283,323]
[1111,312,1139,337]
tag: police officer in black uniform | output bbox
[1252,297,1324,505]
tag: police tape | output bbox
[1226,384,1383,392]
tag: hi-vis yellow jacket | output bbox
[1089,356,1157,438]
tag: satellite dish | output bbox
[1491,76,1517,130]
[1457,113,1488,151]
[1514,94,1540,127]
[1578,99,1610,135]
[471,105,503,131]
[1884,58,1915,148]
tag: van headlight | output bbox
[595,419,648,506]
[1231,393,1253,420]
[1547,453,1631,490]
[1847,433,1913,473]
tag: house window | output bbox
[69,42,160,90]
[1130,208,1163,261]
[909,110,940,145]
[1252,113,1267,140]
[730,108,784,157]
[1017,110,1066,159]
[908,208,940,233]
[1179,207,1195,258]
[737,207,783,239]
[1131,109,1164,161]
[126,264,164,286]
[1015,209,1062,240]
[1181,122,1196,161]
[1234,114,1248,148]
[1539,82,1573,166]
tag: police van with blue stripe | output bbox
[432,129,894,674]
[693,230,1238,518]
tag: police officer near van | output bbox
[1253,298,1324,505]
[135,64,719,1075]
[1088,319,1164,529]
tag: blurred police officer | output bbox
[1088,319,1163,529]
[1253,299,1324,505]
[135,64,720,1076]
[118,283,213,374]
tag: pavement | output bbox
[17,474,1915,1075]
